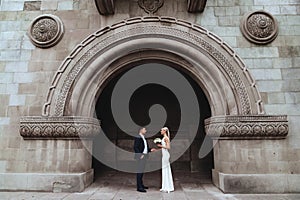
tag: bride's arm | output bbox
[165,137,171,150]
[158,137,170,150]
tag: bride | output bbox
[156,127,174,193]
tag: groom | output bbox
[134,127,155,192]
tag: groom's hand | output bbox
[151,148,157,152]
[140,155,144,159]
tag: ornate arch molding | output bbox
[44,16,262,117]
[20,16,288,139]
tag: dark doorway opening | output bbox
[92,63,213,180]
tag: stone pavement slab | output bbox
[0,172,299,200]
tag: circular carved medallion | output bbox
[240,10,278,44]
[28,14,64,48]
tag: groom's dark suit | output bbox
[134,134,151,191]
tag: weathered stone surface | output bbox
[0,0,299,194]
[217,173,300,193]
[23,1,41,11]
[0,170,93,192]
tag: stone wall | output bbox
[0,0,299,192]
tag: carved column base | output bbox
[205,115,288,139]
[20,116,101,139]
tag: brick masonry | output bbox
[0,0,299,192]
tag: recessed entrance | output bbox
[92,61,213,181]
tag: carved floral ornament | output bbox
[240,10,278,45]
[205,115,288,139]
[28,14,64,48]
[138,0,164,14]
[94,0,207,15]
[20,116,100,139]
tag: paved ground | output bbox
[0,171,300,200]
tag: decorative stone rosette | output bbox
[20,116,100,139]
[28,14,64,48]
[240,10,278,45]
[205,115,288,139]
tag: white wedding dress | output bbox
[160,136,174,192]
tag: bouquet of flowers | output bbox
[153,138,162,144]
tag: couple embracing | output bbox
[134,127,174,193]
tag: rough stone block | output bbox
[235,47,279,58]
[57,1,73,10]
[273,58,292,68]
[0,40,21,49]
[222,37,237,47]
[9,94,26,106]
[282,68,300,79]
[20,50,32,61]
[268,92,285,103]
[18,83,36,94]
[285,36,300,46]
[41,1,58,10]
[264,104,300,115]
[225,6,240,16]
[6,84,18,95]
[282,80,300,92]
[251,69,282,80]
[5,62,28,72]
[217,0,239,6]
[0,84,6,94]
[256,80,283,92]
[0,161,7,173]
[23,1,41,11]
[285,92,300,104]
[214,7,226,16]
[217,173,300,193]
[0,62,5,72]
[279,46,300,57]
[8,137,21,149]
[254,0,298,5]
[268,161,289,173]
[197,7,218,26]
[280,5,298,15]
[0,118,10,125]
[209,26,241,36]
[239,5,264,15]
[0,170,93,192]
[0,1,24,11]
[13,72,35,83]
[0,21,22,32]
[218,16,241,26]
[0,73,13,83]
[21,40,35,50]
[5,160,28,173]
[264,5,280,15]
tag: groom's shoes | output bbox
[137,188,147,193]
[143,186,149,189]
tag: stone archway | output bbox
[42,16,263,117]
[20,16,288,193]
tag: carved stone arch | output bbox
[20,16,288,140]
[43,16,263,118]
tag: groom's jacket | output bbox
[134,135,151,160]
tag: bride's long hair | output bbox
[162,127,170,139]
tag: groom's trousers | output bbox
[136,156,147,190]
